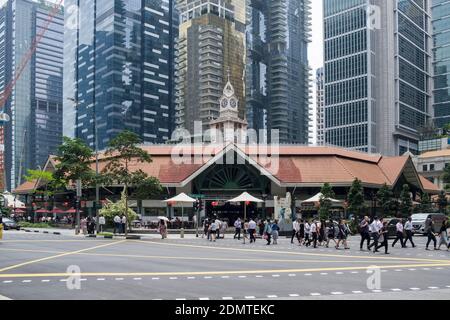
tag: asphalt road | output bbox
[0,230,449,300]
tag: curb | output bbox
[22,229,61,235]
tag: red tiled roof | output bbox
[419,176,441,193]
[13,180,37,194]
[15,144,441,194]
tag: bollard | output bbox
[0,223,3,240]
[180,228,185,239]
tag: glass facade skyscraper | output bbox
[432,0,450,129]
[174,0,247,134]
[246,0,311,144]
[64,0,177,150]
[324,0,432,156]
[0,0,64,191]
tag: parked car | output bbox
[2,217,20,230]
[411,213,447,235]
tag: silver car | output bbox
[411,213,446,235]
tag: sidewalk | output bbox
[20,227,206,240]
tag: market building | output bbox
[13,81,441,223]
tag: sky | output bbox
[3,0,324,143]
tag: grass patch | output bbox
[18,222,53,229]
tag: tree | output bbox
[443,165,450,191]
[319,183,335,220]
[437,190,448,214]
[24,169,64,198]
[53,137,95,231]
[418,193,432,213]
[54,137,96,186]
[377,183,394,217]
[347,178,365,218]
[130,176,163,216]
[101,131,154,235]
[399,184,413,218]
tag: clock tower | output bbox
[209,74,248,144]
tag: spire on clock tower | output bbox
[209,71,248,144]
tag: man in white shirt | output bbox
[248,219,257,243]
[215,219,221,239]
[404,216,416,248]
[392,219,405,248]
[113,215,121,234]
[368,217,381,252]
[291,219,300,244]
[309,221,318,248]
[99,215,106,233]
[304,221,311,247]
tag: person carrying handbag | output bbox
[264,219,272,245]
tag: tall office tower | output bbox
[0,0,64,191]
[174,0,247,134]
[64,0,177,149]
[316,67,325,146]
[247,0,311,144]
[324,0,432,156]
[432,0,450,129]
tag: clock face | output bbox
[221,98,228,108]
[229,98,237,108]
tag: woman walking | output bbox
[304,220,311,247]
[375,221,390,254]
[271,220,280,245]
[437,218,449,251]
[425,215,438,251]
[158,219,168,239]
[326,219,337,248]
[209,220,217,242]
[336,219,350,250]
[298,219,305,246]
[319,219,326,246]
[264,219,272,245]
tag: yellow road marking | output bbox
[131,240,450,264]
[0,262,449,278]
[0,240,126,273]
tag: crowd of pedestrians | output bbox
[196,215,450,254]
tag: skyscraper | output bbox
[174,0,247,134]
[316,67,325,146]
[0,0,64,191]
[246,0,311,144]
[64,0,177,150]
[323,0,432,156]
[432,0,450,129]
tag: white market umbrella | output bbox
[2,193,26,209]
[157,216,170,222]
[163,193,197,204]
[302,192,341,203]
[228,192,263,244]
[163,193,196,238]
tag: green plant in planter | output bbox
[99,191,138,228]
